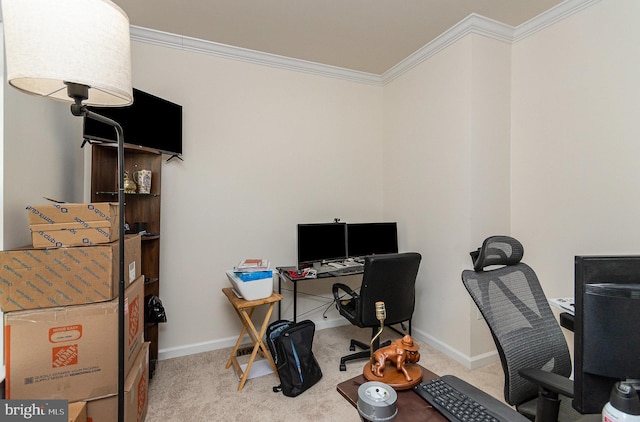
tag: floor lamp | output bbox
[2,1,133,421]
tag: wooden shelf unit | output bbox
[90,143,162,377]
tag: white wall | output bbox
[382,34,511,364]
[382,0,640,365]
[511,0,640,299]
[3,90,85,249]
[127,42,385,355]
[467,35,512,358]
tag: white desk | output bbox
[549,297,574,315]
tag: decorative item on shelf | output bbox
[123,171,137,193]
[134,169,152,194]
[363,301,423,390]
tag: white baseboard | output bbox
[158,319,499,368]
[410,327,499,370]
[158,338,236,361]
[158,317,352,361]
[313,317,352,331]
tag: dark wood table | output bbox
[336,365,448,421]
[338,366,603,422]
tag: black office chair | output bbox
[332,252,422,371]
[462,236,582,421]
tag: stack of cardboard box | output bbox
[1,203,150,422]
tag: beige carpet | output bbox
[146,324,505,421]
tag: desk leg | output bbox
[293,280,297,323]
[278,275,297,323]
[278,274,282,320]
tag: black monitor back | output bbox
[574,255,640,414]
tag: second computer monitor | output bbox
[347,222,398,259]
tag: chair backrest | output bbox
[461,236,571,406]
[358,252,422,327]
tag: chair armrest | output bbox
[519,368,574,398]
[332,283,358,301]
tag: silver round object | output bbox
[357,381,398,421]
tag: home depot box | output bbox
[4,275,145,401]
[69,401,87,422]
[0,234,141,312]
[27,202,119,248]
[86,343,149,422]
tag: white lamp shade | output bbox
[2,0,133,106]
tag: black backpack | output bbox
[266,319,323,397]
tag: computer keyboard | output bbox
[314,265,336,274]
[413,375,530,422]
[328,265,364,276]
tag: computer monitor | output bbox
[346,222,398,259]
[573,255,640,414]
[297,223,347,268]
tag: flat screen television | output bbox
[83,88,183,157]
[347,222,398,258]
[297,223,347,268]
[573,255,640,414]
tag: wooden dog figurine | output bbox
[371,335,420,381]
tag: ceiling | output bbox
[112,0,565,75]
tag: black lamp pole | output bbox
[68,82,127,422]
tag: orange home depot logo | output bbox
[52,344,79,367]
[129,295,140,343]
[137,371,147,420]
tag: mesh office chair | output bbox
[332,252,421,371]
[462,236,581,421]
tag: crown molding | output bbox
[513,0,603,42]
[130,26,382,86]
[381,0,601,84]
[129,0,600,86]
[380,13,514,85]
